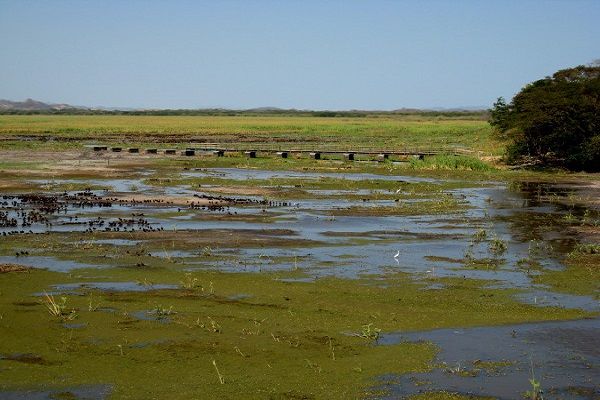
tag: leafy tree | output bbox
[490,64,600,171]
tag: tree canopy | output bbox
[490,64,600,171]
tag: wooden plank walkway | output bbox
[86,144,476,158]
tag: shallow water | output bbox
[1,167,599,399]
[1,168,598,311]
[0,255,99,272]
[182,167,442,183]
[51,281,179,293]
[378,318,600,399]
[0,384,112,400]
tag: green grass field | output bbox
[0,114,501,155]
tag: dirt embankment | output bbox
[0,264,31,273]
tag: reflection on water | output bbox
[378,318,600,399]
[1,169,599,312]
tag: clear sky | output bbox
[1,0,599,110]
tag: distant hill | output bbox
[0,98,488,117]
[0,98,84,111]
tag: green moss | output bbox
[533,253,600,297]
[0,265,588,399]
[326,198,465,217]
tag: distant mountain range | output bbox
[0,98,487,113]
[0,98,86,111]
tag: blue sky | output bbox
[1,0,599,110]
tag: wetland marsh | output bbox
[0,137,599,399]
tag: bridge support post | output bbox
[276,151,288,158]
[244,151,257,158]
[309,152,321,160]
[377,153,389,161]
[213,150,224,157]
[343,153,355,161]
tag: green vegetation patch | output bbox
[0,265,588,399]
[0,114,501,155]
[407,392,494,400]
[326,197,465,217]
[533,250,600,298]
[408,155,495,172]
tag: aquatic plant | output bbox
[180,273,200,290]
[525,363,544,400]
[463,246,475,263]
[161,248,173,262]
[234,346,246,358]
[305,359,322,373]
[528,239,552,258]
[196,316,222,333]
[149,305,175,317]
[87,294,101,312]
[212,360,225,384]
[328,337,336,361]
[136,278,155,288]
[358,323,381,342]
[41,292,77,321]
[201,246,213,256]
[562,211,577,223]
[241,318,264,336]
[445,361,464,375]
[488,234,508,256]
[207,316,221,333]
[569,243,600,256]
[472,229,487,243]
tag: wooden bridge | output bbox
[87,144,476,160]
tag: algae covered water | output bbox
[1,165,598,399]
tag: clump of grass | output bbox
[472,229,487,242]
[356,323,381,342]
[528,239,552,258]
[489,234,508,255]
[562,212,578,223]
[196,316,222,333]
[180,273,200,290]
[444,361,473,377]
[581,209,600,226]
[136,278,154,288]
[87,294,101,312]
[149,305,175,318]
[569,243,600,256]
[525,362,543,400]
[41,293,77,321]
[409,155,494,171]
